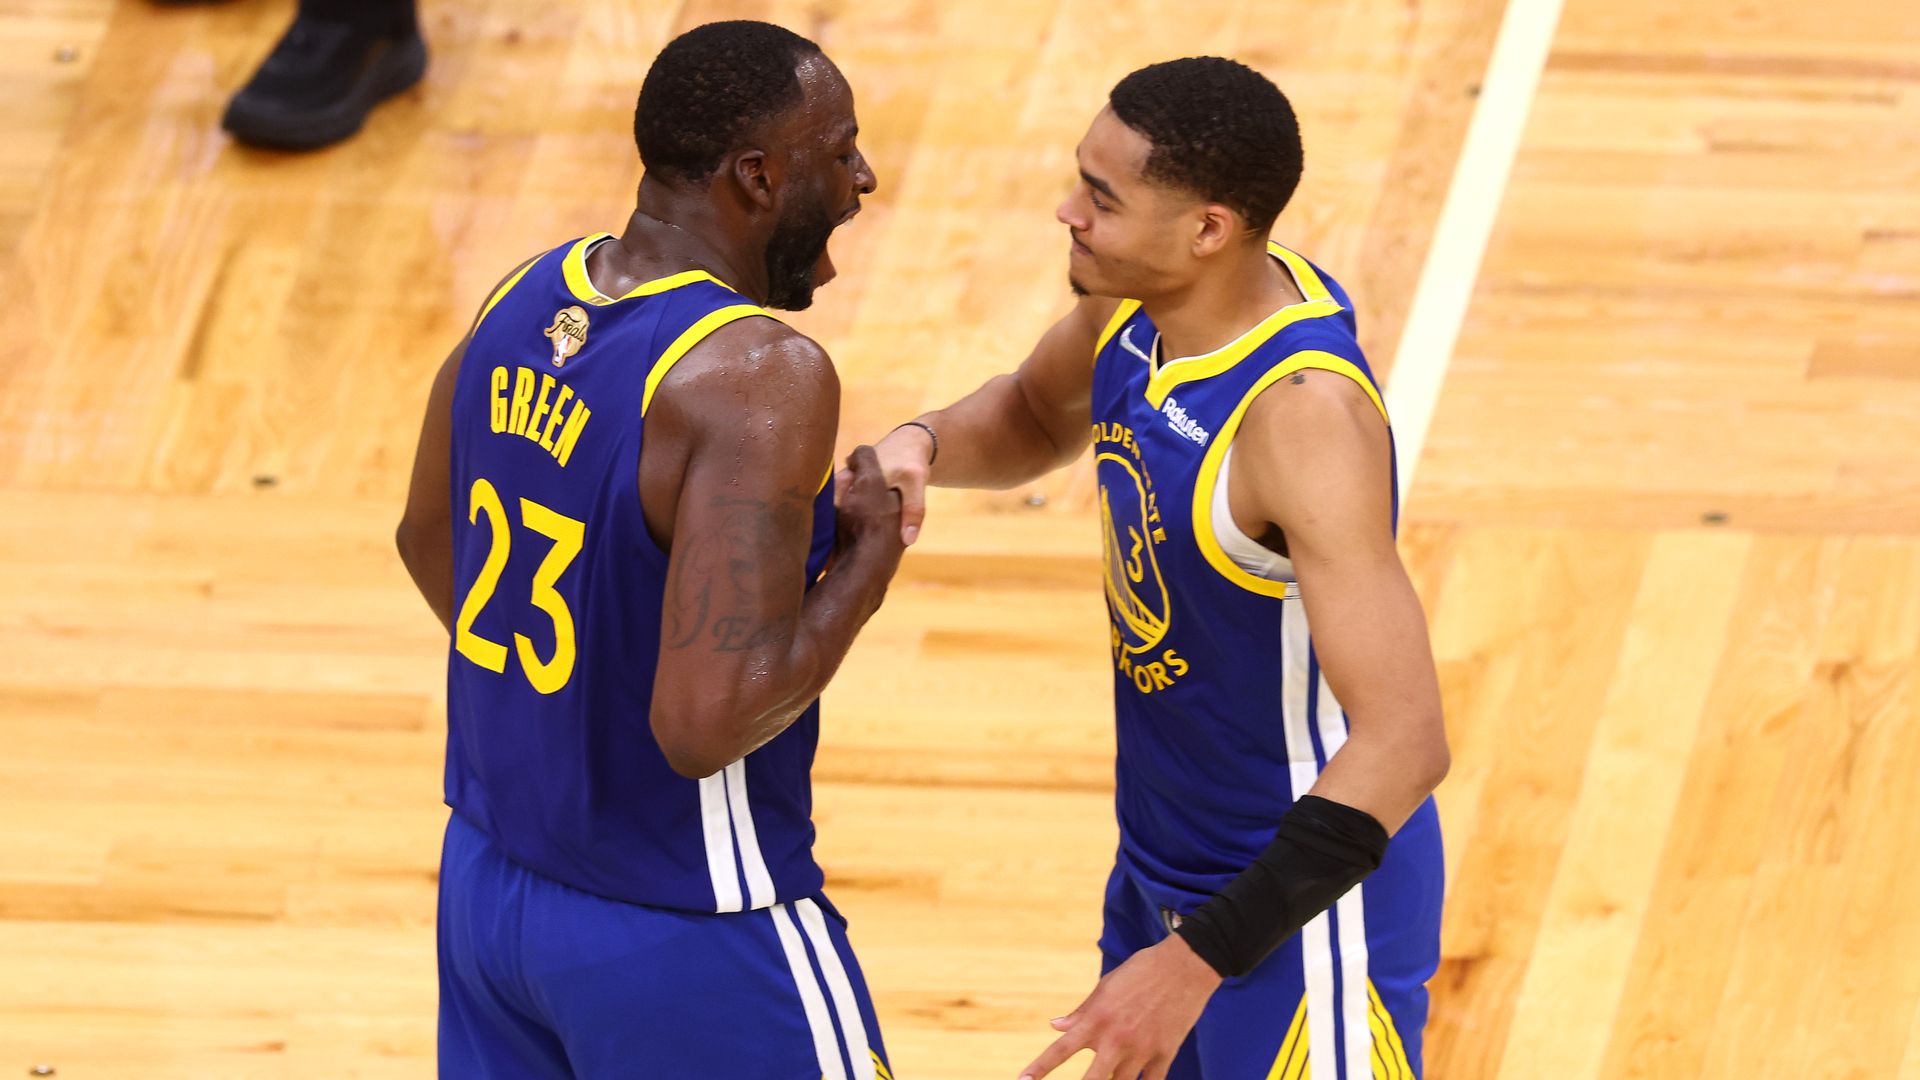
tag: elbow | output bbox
[650,709,732,780]
[1418,728,1452,792]
[663,749,725,781]
[395,517,429,574]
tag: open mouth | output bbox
[814,204,863,286]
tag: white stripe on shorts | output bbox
[796,898,875,1080]
[770,902,847,1080]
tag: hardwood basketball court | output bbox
[4,0,1918,1076]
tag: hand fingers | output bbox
[899,475,926,545]
[832,468,850,508]
[845,444,881,480]
[1049,987,1094,1034]
[1145,1056,1173,1080]
[1076,1051,1115,1080]
[1018,1031,1085,1080]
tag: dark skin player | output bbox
[397,52,900,780]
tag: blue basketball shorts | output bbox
[1099,800,1444,1079]
[437,812,894,1079]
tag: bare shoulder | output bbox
[1235,366,1394,541]
[656,315,841,414]
[1242,366,1386,455]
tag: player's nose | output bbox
[854,149,877,196]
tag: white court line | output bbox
[1385,0,1567,509]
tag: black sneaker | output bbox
[221,14,427,151]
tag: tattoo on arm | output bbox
[664,554,712,648]
[709,614,799,652]
[1289,372,1308,385]
[664,485,813,653]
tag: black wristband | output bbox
[895,420,939,466]
[1173,795,1389,979]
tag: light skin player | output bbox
[851,72,1450,1080]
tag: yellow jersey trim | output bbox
[639,303,777,416]
[871,1049,895,1080]
[1141,241,1343,408]
[561,233,733,306]
[474,257,538,332]
[1190,350,1389,600]
[1267,240,1335,303]
[1265,993,1311,1080]
[1093,299,1144,360]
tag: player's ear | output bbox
[729,148,776,211]
[1191,203,1237,258]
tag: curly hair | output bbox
[1107,57,1303,233]
[634,21,823,185]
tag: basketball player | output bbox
[396,22,901,1079]
[860,59,1449,1079]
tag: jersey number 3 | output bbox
[454,477,585,695]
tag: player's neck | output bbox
[587,184,768,302]
[1141,244,1303,363]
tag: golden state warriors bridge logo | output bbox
[1093,420,1190,695]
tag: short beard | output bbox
[762,201,836,311]
[1068,275,1088,297]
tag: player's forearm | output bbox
[717,543,898,769]
[1172,791,1391,979]
[653,541,898,778]
[1306,732,1447,834]
[1297,641,1443,826]
[1172,719,1442,980]
[912,372,1079,490]
[1171,693,1443,979]
[1300,571,1449,831]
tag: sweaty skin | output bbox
[399,53,900,781]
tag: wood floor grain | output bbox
[5,0,1917,1076]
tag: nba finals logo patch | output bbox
[543,306,590,367]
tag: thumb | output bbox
[900,480,926,546]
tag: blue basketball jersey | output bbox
[1090,241,1429,916]
[443,233,836,914]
